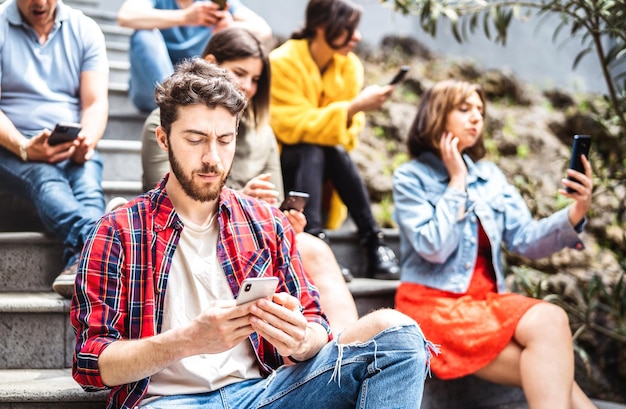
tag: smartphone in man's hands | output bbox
[566,134,591,193]
[236,277,279,305]
[389,66,410,85]
[48,122,81,146]
[279,191,310,212]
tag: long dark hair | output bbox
[407,80,486,162]
[201,27,270,131]
[291,0,361,50]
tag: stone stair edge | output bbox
[0,231,56,244]
[0,369,107,403]
[97,139,141,152]
[0,292,68,314]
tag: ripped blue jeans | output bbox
[141,324,434,409]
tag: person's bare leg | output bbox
[474,303,596,409]
[296,232,359,334]
[339,308,416,343]
[572,382,596,409]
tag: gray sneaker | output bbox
[52,261,78,299]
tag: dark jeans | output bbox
[280,144,378,239]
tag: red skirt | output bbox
[395,265,541,379]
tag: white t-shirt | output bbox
[144,213,261,402]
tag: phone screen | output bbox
[566,134,591,193]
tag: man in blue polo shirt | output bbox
[117,0,272,112]
[0,0,109,298]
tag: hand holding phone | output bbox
[48,122,81,146]
[566,134,591,193]
[236,277,279,305]
[279,191,310,212]
[389,66,410,85]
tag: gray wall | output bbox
[246,0,606,93]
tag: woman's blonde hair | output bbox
[407,80,486,161]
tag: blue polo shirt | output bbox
[154,0,242,64]
[0,0,108,134]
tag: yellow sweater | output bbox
[269,39,366,229]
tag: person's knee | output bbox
[339,308,417,343]
[297,233,343,285]
[297,233,331,264]
[518,302,572,343]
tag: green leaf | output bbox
[572,47,593,69]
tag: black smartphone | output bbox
[279,191,310,212]
[236,277,279,305]
[211,0,227,9]
[566,134,591,193]
[389,66,410,85]
[48,122,81,146]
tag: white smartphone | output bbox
[236,277,279,305]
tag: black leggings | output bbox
[280,144,378,239]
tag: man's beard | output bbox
[168,148,230,202]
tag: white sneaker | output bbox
[105,196,128,213]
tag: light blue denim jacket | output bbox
[392,152,585,293]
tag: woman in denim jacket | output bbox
[393,80,596,408]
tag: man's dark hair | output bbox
[155,58,248,135]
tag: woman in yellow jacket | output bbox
[269,0,399,279]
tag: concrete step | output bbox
[106,40,130,64]
[109,59,130,85]
[0,369,107,409]
[0,293,72,369]
[0,233,62,291]
[98,139,142,181]
[99,23,133,45]
[103,109,147,141]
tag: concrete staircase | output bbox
[0,0,623,408]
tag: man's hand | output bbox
[69,134,95,164]
[247,293,328,361]
[183,300,255,355]
[25,130,78,163]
